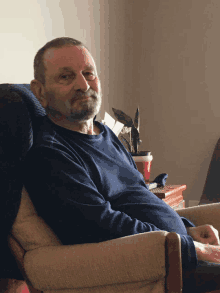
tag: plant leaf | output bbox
[131,126,139,154]
[121,135,131,152]
[134,107,140,132]
[112,108,133,127]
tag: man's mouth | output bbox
[81,96,90,99]
[73,94,95,101]
[71,90,97,103]
[73,96,90,102]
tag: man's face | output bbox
[42,45,102,122]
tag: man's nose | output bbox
[74,74,90,92]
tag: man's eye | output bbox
[84,72,95,80]
[61,75,71,80]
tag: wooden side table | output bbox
[151,185,186,210]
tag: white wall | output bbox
[0,0,100,84]
[0,0,49,83]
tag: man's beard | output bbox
[45,88,102,122]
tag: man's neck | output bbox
[47,114,100,135]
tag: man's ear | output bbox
[30,79,48,108]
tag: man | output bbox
[24,37,220,292]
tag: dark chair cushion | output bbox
[0,83,45,279]
[10,84,46,119]
[0,85,32,160]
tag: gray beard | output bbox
[45,91,102,122]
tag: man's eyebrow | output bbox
[84,65,95,71]
[59,67,73,72]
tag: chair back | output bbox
[199,138,220,204]
[0,83,47,229]
[0,84,60,280]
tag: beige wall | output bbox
[101,0,220,205]
[137,0,220,205]
[2,0,220,205]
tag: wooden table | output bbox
[151,185,186,210]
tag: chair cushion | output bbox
[12,188,61,251]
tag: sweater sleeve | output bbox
[23,146,197,271]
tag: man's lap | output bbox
[183,260,220,293]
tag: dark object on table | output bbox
[153,173,168,187]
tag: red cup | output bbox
[133,152,153,183]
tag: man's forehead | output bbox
[44,45,96,71]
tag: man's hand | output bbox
[194,241,220,263]
[187,225,220,245]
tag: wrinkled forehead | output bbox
[43,45,97,73]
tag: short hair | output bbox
[34,37,87,85]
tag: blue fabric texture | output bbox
[12,84,46,119]
[183,260,220,292]
[23,116,197,273]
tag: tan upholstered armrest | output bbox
[177,203,220,232]
[24,231,169,291]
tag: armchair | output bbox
[9,186,182,293]
[0,84,220,293]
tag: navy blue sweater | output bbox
[24,117,197,271]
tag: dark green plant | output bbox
[112,107,142,154]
